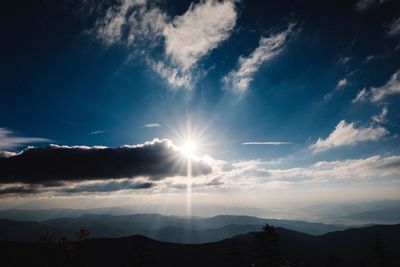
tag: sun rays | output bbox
[180,141,197,159]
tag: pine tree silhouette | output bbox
[254,224,282,267]
[75,226,90,241]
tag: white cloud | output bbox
[324,78,349,100]
[89,130,105,135]
[150,60,193,89]
[353,88,368,103]
[355,0,386,12]
[388,17,400,36]
[163,0,237,70]
[96,0,238,90]
[337,56,351,65]
[370,70,400,101]
[0,151,19,158]
[268,155,400,181]
[127,5,167,45]
[223,23,295,94]
[372,106,388,123]
[242,141,291,145]
[0,128,50,150]
[324,78,349,101]
[353,70,400,103]
[310,120,388,152]
[336,78,348,89]
[187,154,400,191]
[141,123,162,128]
[96,0,147,45]
[365,55,376,62]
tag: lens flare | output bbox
[181,141,197,158]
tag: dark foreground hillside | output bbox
[1,224,400,267]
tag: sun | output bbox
[181,141,197,158]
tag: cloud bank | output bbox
[268,155,400,182]
[0,139,211,186]
[61,179,154,194]
[177,154,400,192]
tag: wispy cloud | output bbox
[95,0,238,90]
[0,128,50,150]
[355,0,386,12]
[163,0,237,70]
[336,78,348,89]
[353,69,400,103]
[96,0,146,45]
[223,23,295,94]
[388,17,400,36]
[310,120,388,153]
[150,60,193,89]
[337,56,351,65]
[365,55,377,62]
[268,155,400,182]
[353,88,368,103]
[141,123,162,128]
[127,5,167,45]
[324,78,349,100]
[372,106,388,123]
[89,130,105,135]
[242,141,291,145]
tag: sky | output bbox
[0,0,400,217]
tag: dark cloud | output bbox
[0,139,212,185]
[355,0,382,12]
[61,180,154,194]
[0,185,38,195]
[0,180,154,196]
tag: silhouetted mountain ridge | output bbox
[1,224,399,266]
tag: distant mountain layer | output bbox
[342,207,400,224]
[1,224,399,267]
[0,213,349,243]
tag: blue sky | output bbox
[0,0,399,214]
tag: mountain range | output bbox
[0,213,351,243]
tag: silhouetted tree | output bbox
[254,224,283,267]
[75,226,90,241]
